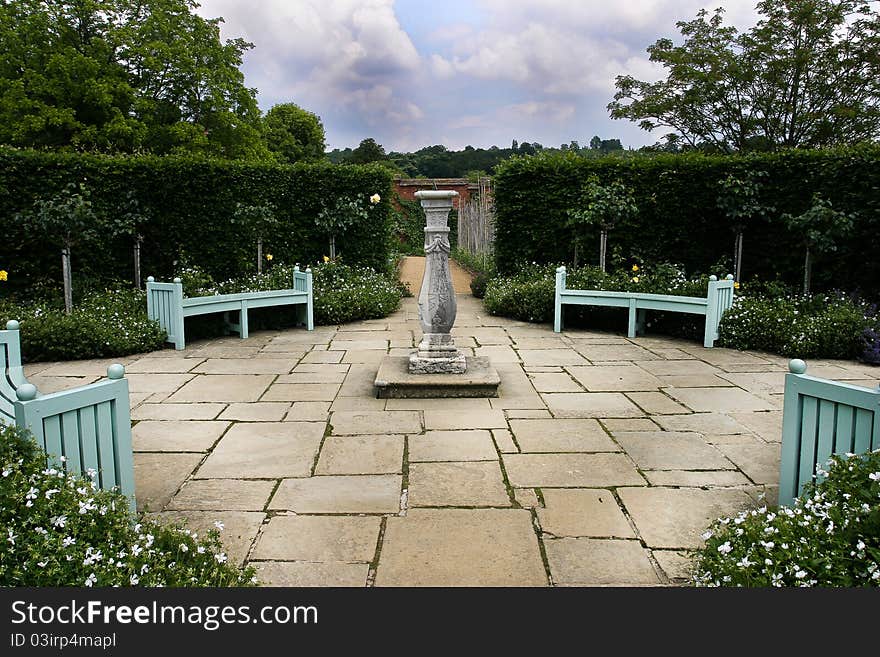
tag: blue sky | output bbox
[196,1,759,152]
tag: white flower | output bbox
[795,570,807,579]
[62,536,75,547]
[7,528,16,545]
[717,541,733,555]
[130,574,140,585]
[869,472,880,482]
[180,544,189,553]
[215,552,228,564]
[2,468,10,477]
[197,546,205,554]
[52,515,67,528]
[369,193,381,204]
[857,540,866,551]
[701,530,713,540]
[213,520,225,531]
[85,573,97,587]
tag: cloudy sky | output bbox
[196,0,760,152]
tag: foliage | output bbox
[232,202,279,246]
[451,248,497,299]
[348,138,388,164]
[315,195,371,242]
[0,423,256,587]
[0,287,166,362]
[23,182,99,250]
[862,325,880,364]
[0,0,269,160]
[491,147,880,297]
[483,262,714,324]
[782,194,855,254]
[177,262,402,327]
[717,292,876,359]
[390,195,426,256]
[716,170,773,229]
[567,177,638,231]
[609,1,880,151]
[0,149,394,295]
[263,103,326,164]
[693,449,880,587]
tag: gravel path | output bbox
[398,256,473,296]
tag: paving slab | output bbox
[509,418,619,452]
[126,357,202,373]
[626,392,691,415]
[514,488,540,508]
[518,349,590,367]
[600,418,658,433]
[473,345,520,363]
[528,372,584,393]
[132,420,229,452]
[131,403,225,421]
[543,392,644,418]
[652,550,696,583]
[253,561,369,587]
[269,475,402,513]
[538,489,635,538]
[195,422,324,478]
[657,374,734,388]
[276,370,347,384]
[545,538,660,586]
[665,387,777,412]
[408,430,498,462]
[408,462,510,507]
[503,453,645,488]
[728,411,783,442]
[422,409,507,430]
[219,402,290,422]
[194,359,297,375]
[505,409,553,419]
[315,435,404,474]
[575,344,658,362]
[127,373,196,394]
[252,515,381,562]
[375,509,547,586]
[716,442,781,484]
[654,413,750,435]
[261,383,340,402]
[284,401,331,421]
[636,360,721,376]
[134,452,202,513]
[644,470,752,487]
[167,478,275,511]
[384,397,492,410]
[301,350,345,364]
[614,432,734,471]
[492,428,519,453]
[167,374,274,402]
[331,410,421,435]
[567,365,663,392]
[151,510,264,566]
[618,487,754,549]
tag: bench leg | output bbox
[635,309,647,336]
[703,320,715,348]
[627,299,637,338]
[239,302,249,339]
[554,302,563,333]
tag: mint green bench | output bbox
[554,266,735,348]
[1,321,136,512]
[779,359,879,506]
[147,266,314,350]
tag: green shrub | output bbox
[178,261,402,327]
[718,293,875,359]
[0,424,256,587]
[492,147,880,297]
[0,148,393,297]
[470,272,490,299]
[0,287,166,362]
[693,449,880,587]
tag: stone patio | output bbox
[23,295,879,586]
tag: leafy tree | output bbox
[609,1,880,151]
[0,0,268,159]
[315,194,379,260]
[263,103,326,163]
[567,178,638,272]
[348,138,387,164]
[23,183,99,313]
[782,194,854,294]
[233,203,279,273]
[590,136,602,150]
[716,171,774,282]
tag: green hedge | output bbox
[0,149,393,295]
[492,147,880,297]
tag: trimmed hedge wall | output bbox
[0,149,392,295]
[493,147,880,297]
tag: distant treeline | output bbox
[327,136,625,179]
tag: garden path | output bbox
[23,296,879,586]
[398,255,473,295]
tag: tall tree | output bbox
[263,102,326,163]
[0,0,269,159]
[608,1,880,151]
[348,138,387,164]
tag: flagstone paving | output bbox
[25,294,878,587]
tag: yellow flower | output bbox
[370,193,381,204]
[631,276,639,283]
[733,281,740,289]
[631,264,639,272]
[0,270,7,282]
[323,255,330,263]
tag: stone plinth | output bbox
[375,356,500,399]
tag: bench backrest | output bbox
[779,359,880,506]
[293,266,312,295]
[146,277,185,346]
[1,321,29,425]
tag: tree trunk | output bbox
[257,236,263,274]
[133,235,143,289]
[62,246,73,314]
[329,235,336,260]
[573,242,579,269]
[599,230,608,273]
[803,246,811,296]
[734,230,744,282]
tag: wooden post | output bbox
[329,235,336,260]
[599,230,608,273]
[257,236,263,274]
[61,246,73,314]
[573,242,579,269]
[803,247,811,296]
[734,230,744,282]
[133,235,143,289]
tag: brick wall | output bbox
[392,178,478,208]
